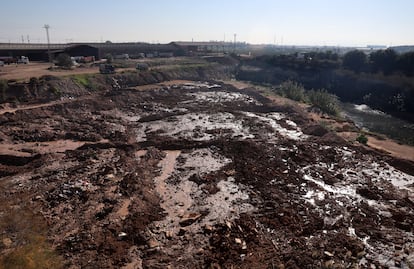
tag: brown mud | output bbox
[1,80,414,268]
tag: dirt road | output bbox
[0,62,103,80]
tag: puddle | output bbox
[153,150,191,225]
[152,148,253,237]
[136,112,254,142]
[203,177,254,224]
[135,110,306,143]
[185,91,262,105]
[181,81,221,90]
[180,149,230,175]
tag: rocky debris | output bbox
[179,212,202,227]
[1,238,12,248]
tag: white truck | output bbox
[17,56,29,64]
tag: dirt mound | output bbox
[303,124,329,137]
[387,157,414,176]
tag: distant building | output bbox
[170,41,238,55]
[0,43,98,61]
[0,42,179,62]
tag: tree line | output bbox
[238,50,414,122]
[262,49,414,76]
[343,49,414,75]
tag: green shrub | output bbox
[307,89,340,116]
[55,53,73,68]
[356,133,368,145]
[278,80,306,101]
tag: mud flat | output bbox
[1,80,414,268]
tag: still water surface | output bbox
[341,103,414,146]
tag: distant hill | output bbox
[390,45,414,54]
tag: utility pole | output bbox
[44,24,52,63]
[233,33,236,53]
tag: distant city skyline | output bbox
[1,0,414,47]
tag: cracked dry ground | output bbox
[1,81,414,268]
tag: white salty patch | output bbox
[242,112,307,141]
[186,91,262,105]
[182,82,221,90]
[181,148,231,175]
[303,174,357,197]
[362,162,414,190]
[205,177,255,223]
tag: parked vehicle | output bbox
[0,61,4,67]
[17,56,29,64]
[136,63,149,71]
[99,64,115,74]
[0,57,17,64]
[114,54,129,60]
[72,56,95,64]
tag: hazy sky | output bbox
[1,0,413,46]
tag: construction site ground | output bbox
[0,62,102,81]
[0,57,212,81]
[1,79,414,268]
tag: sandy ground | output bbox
[0,62,137,81]
[367,136,414,160]
[0,62,100,80]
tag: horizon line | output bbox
[0,40,413,48]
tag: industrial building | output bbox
[0,42,179,61]
[0,41,244,62]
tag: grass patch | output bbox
[277,80,306,102]
[307,89,340,116]
[72,74,96,90]
[0,235,63,269]
[275,80,340,116]
[0,201,62,269]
